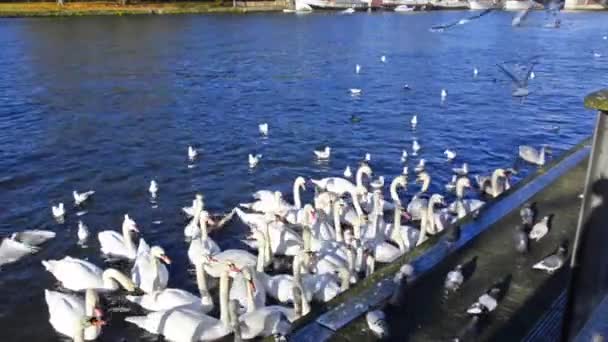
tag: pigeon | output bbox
[149,180,158,198]
[77,220,89,244]
[366,310,389,339]
[344,166,353,178]
[533,245,567,274]
[467,287,501,315]
[445,264,464,292]
[248,154,262,168]
[513,224,528,253]
[52,203,65,219]
[258,123,269,136]
[520,203,535,227]
[529,216,550,241]
[188,145,198,161]
[73,190,95,206]
[445,149,456,161]
[389,263,415,306]
[314,147,331,160]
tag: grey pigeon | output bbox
[467,287,501,315]
[520,204,535,227]
[513,225,528,253]
[533,246,567,274]
[445,264,464,292]
[366,310,390,339]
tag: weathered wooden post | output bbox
[562,89,608,341]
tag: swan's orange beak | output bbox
[160,255,171,265]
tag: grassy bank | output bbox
[0,1,284,17]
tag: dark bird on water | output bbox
[350,114,362,123]
[513,224,529,253]
[520,203,535,227]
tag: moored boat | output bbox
[468,0,503,9]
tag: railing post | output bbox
[562,89,608,341]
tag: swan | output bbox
[42,256,136,292]
[475,168,509,198]
[73,190,95,206]
[188,145,197,161]
[370,176,384,190]
[364,153,371,162]
[249,154,262,168]
[236,285,299,339]
[149,180,158,198]
[387,203,419,252]
[9,229,56,246]
[131,239,171,294]
[416,194,446,246]
[77,220,89,244]
[407,171,431,221]
[204,250,257,278]
[444,149,456,161]
[519,145,549,166]
[313,164,371,197]
[453,162,469,176]
[127,261,213,313]
[188,210,221,264]
[448,177,485,219]
[52,203,65,220]
[126,267,236,342]
[344,166,352,178]
[0,230,56,268]
[314,146,331,159]
[411,115,417,129]
[365,201,403,263]
[98,214,139,260]
[45,289,103,341]
[412,140,421,156]
[238,212,303,257]
[259,123,269,136]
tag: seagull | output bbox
[529,71,536,80]
[496,59,537,97]
[402,166,409,176]
[149,180,158,198]
[349,88,362,96]
[473,67,479,78]
[314,146,331,160]
[400,150,408,163]
[188,145,198,161]
[444,149,456,161]
[258,123,269,136]
[403,84,411,90]
[73,190,95,206]
[513,224,528,253]
[355,64,361,74]
[366,310,389,339]
[414,159,426,173]
[364,153,371,162]
[344,166,353,178]
[380,55,387,63]
[467,287,501,315]
[411,115,418,129]
[593,51,602,58]
[444,264,464,292]
[441,89,448,101]
[445,175,458,192]
[412,140,421,156]
[77,220,89,244]
[248,154,262,168]
[529,216,550,241]
[453,163,469,176]
[533,245,567,274]
[52,203,65,220]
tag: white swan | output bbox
[312,164,371,197]
[42,256,136,292]
[73,190,95,206]
[401,150,408,162]
[519,145,548,166]
[0,230,56,268]
[444,149,456,161]
[98,214,139,260]
[441,89,448,101]
[448,177,485,219]
[126,267,235,342]
[131,239,171,294]
[381,55,387,63]
[407,171,431,221]
[411,115,417,128]
[188,210,221,264]
[204,250,257,278]
[127,262,213,313]
[45,289,105,341]
[475,168,509,198]
[344,165,353,178]
[314,146,331,159]
[355,64,361,74]
[417,194,446,246]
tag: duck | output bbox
[73,190,95,206]
[149,180,158,198]
[249,154,262,168]
[533,245,567,274]
[412,140,421,156]
[444,149,456,161]
[314,146,331,159]
[45,289,103,341]
[519,145,549,166]
[259,123,269,136]
[475,168,510,198]
[98,214,139,260]
[126,266,237,341]
[42,256,136,292]
[188,145,198,161]
[52,203,65,220]
[127,261,213,313]
[0,230,56,267]
[77,220,89,244]
[131,239,171,294]
[529,216,550,241]
[453,162,469,176]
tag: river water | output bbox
[0,10,606,341]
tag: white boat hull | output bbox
[468,0,502,9]
[503,0,532,10]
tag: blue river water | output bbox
[0,10,606,341]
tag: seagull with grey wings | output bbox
[496,58,538,97]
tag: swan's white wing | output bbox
[12,230,56,246]
[127,289,201,312]
[42,257,104,291]
[0,238,38,267]
[98,230,135,259]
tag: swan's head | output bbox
[358,164,373,177]
[392,175,408,189]
[151,246,171,265]
[294,176,306,190]
[303,204,316,223]
[123,214,139,232]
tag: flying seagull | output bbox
[496,60,538,97]
[430,9,494,32]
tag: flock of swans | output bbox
[0,57,558,342]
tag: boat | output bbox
[394,4,415,10]
[302,0,369,10]
[382,0,434,10]
[284,0,314,11]
[468,0,503,9]
[503,0,533,10]
[431,0,469,9]
[341,7,356,12]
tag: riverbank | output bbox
[0,1,285,17]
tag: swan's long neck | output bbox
[195,262,209,298]
[73,321,86,342]
[294,182,303,209]
[244,273,257,313]
[365,253,375,277]
[391,205,405,252]
[491,170,502,197]
[84,289,98,317]
[333,203,343,242]
[390,179,402,204]
[356,168,365,188]
[263,223,272,268]
[102,269,133,291]
[351,191,364,219]
[121,223,135,255]
[539,147,546,165]
[219,270,230,327]
[200,215,209,240]
[426,197,438,234]
[455,179,467,199]
[353,217,362,240]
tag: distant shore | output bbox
[0,1,284,17]
[0,1,605,17]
